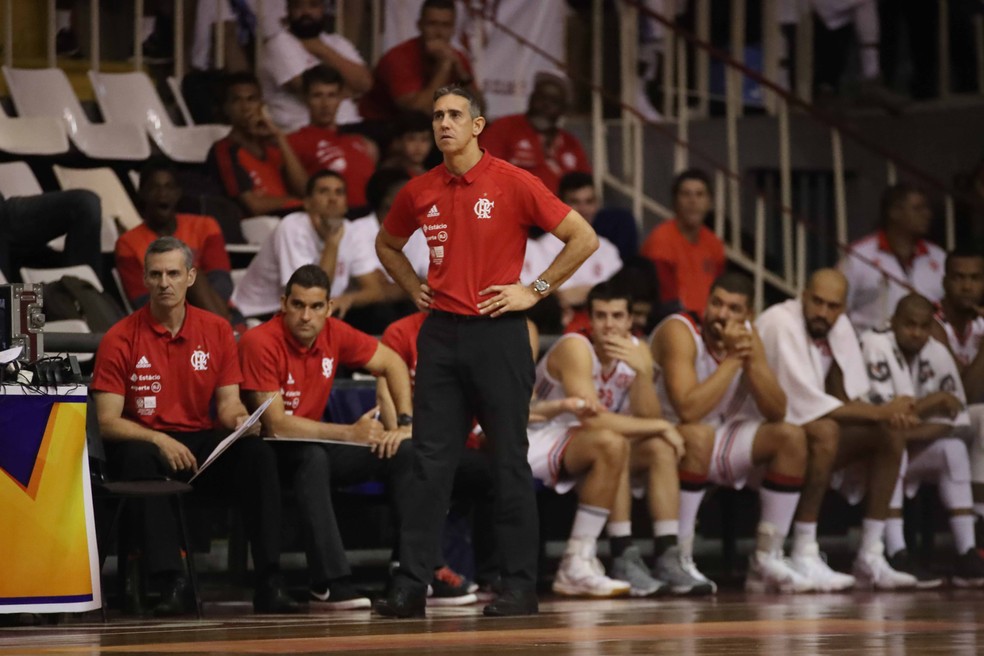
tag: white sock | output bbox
[759,487,800,538]
[884,517,906,556]
[678,489,706,541]
[792,521,818,553]
[571,504,610,540]
[653,520,679,538]
[606,520,632,538]
[950,514,976,555]
[860,518,886,553]
[755,521,785,554]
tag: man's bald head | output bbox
[802,268,849,339]
[806,268,848,304]
[894,293,935,319]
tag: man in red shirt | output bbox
[116,159,237,322]
[238,264,418,610]
[481,72,592,195]
[206,72,309,217]
[287,66,378,215]
[92,236,297,615]
[375,85,598,618]
[358,0,481,124]
[640,168,726,315]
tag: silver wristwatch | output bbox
[531,278,551,296]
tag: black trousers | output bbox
[395,312,538,594]
[106,431,282,583]
[275,440,415,585]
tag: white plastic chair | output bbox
[0,161,44,197]
[0,105,69,156]
[167,75,196,127]
[2,66,151,161]
[20,264,104,291]
[52,165,142,253]
[89,71,229,164]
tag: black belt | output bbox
[429,309,493,322]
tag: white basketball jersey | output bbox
[651,313,751,427]
[935,311,984,368]
[533,333,637,426]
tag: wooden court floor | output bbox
[2,591,983,655]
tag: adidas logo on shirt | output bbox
[287,372,295,385]
[136,356,152,369]
[427,205,440,218]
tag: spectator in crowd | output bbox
[206,72,308,217]
[191,0,285,74]
[238,264,413,611]
[0,189,101,283]
[379,111,436,177]
[359,0,481,124]
[481,72,591,195]
[91,237,297,615]
[232,170,385,323]
[558,172,640,264]
[930,248,984,533]
[260,0,372,131]
[757,268,917,591]
[861,293,984,587]
[378,310,498,602]
[116,160,237,324]
[652,271,812,593]
[810,0,907,113]
[287,66,378,215]
[839,182,946,333]
[640,168,725,315]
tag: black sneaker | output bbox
[427,566,478,606]
[953,549,984,588]
[483,587,538,617]
[310,579,371,610]
[374,585,426,618]
[887,550,944,589]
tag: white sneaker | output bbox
[678,537,718,594]
[745,550,814,593]
[790,542,856,592]
[552,539,631,598]
[852,543,918,590]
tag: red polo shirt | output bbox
[287,126,375,209]
[381,312,426,389]
[359,37,474,122]
[480,114,592,194]
[91,304,242,432]
[383,151,569,316]
[115,214,231,303]
[239,314,379,421]
[206,137,303,212]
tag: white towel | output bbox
[756,299,868,425]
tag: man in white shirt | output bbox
[839,183,946,332]
[232,170,385,320]
[260,0,372,130]
[861,293,984,587]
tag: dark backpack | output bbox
[44,275,125,333]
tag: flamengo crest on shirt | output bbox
[191,349,210,371]
[474,197,494,219]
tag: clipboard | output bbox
[263,436,372,447]
[189,396,274,482]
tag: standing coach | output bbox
[374,85,598,618]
